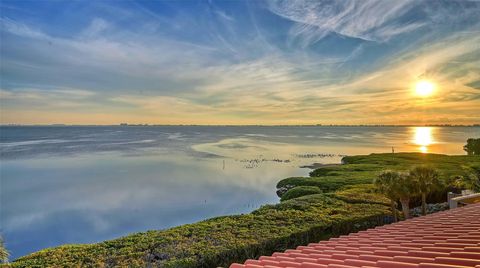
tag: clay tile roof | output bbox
[230,203,480,268]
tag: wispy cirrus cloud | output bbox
[266,0,423,44]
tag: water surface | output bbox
[1,126,478,259]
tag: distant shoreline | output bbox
[1,124,479,127]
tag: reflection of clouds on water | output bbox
[98,139,156,146]
[167,132,184,140]
[3,151,307,258]
[2,126,474,161]
[244,133,269,137]
[192,137,345,169]
[191,138,271,158]
[1,139,76,147]
[217,142,261,149]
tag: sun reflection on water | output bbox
[413,127,434,153]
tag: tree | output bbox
[464,138,480,155]
[374,171,400,222]
[396,173,419,219]
[466,173,480,192]
[409,166,441,216]
[0,237,8,264]
[455,166,480,192]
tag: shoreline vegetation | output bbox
[5,152,480,267]
[300,163,341,169]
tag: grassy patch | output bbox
[278,153,480,197]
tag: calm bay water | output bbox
[1,126,479,259]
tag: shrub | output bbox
[280,186,322,201]
[309,168,339,177]
[277,176,372,195]
[333,184,390,205]
[464,138,480,155]
[455,167,480,192]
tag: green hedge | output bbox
[11,194,391,268]
[331,184,390,205]
[277,176,372,195]
[280,186,322,201]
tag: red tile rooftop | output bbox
[230,203,480,268]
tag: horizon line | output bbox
[1,123,479,127]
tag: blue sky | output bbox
[1,0,479,125]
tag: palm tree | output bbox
[465,173,480,192]
[0,236,8,263]
[396,172,419,219]
[409,166,441,216]
[374,171,400,222]
[458,166,480,192]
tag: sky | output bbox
[1,0,479,125]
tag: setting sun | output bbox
[415,80,435,97]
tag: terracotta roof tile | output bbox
[230,203,480,268]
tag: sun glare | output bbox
[415,80,435,97]
[413,127,433,153]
